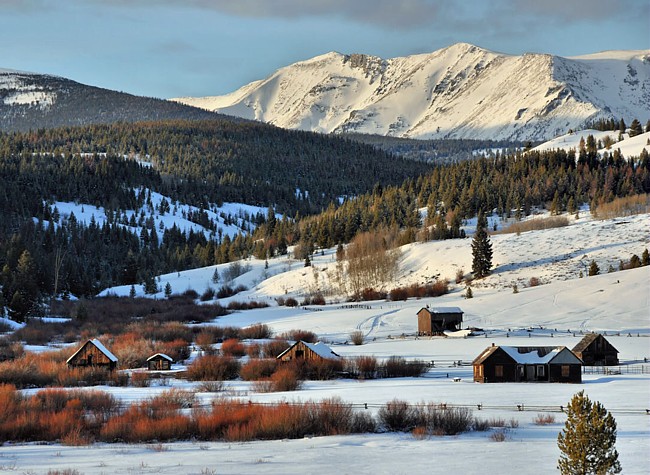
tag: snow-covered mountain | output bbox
[173,43,650,141]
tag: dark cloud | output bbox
[503,0,648,22]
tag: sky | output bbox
[1,0,648,99]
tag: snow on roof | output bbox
[66,339,118,364]
[425,307,463,314]
[147,353,173,362]
[303,341,340,359]
[500,346,564,364]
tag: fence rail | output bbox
[582,364,650,375]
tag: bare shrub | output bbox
[279,329,318,343]
[195,331,215,354]
[310,294,326,305]
[227,300,270,311]
[130,371,150,387]
[240,359,278,381]
[350,330,364,345]
[346,229,401,297]
[222,261,252,283]
[220,339,246,357]
[412,426,428,440]
[268,366,302,392]
[487,417,507,428]
[200,287,215,302]
[239,323,272,340]
[186,355,240,381]
[197,381,225,392]
[473,417,491,431]
[378,399,416,432]
[490,429,507,442]
[455,268,465,284]
[352,356,377,379]
[284,297,299,307]
[533,413,556,425]
[508,418,519,428]
[528,276,541,287]
[420,405,474,435]
[357,288,388,301]
[388,282,449,301]
[260,339,290,358]
[381,356,427,378]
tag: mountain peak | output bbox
[174,45,650,141]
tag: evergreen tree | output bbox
[628,119,643,137]
[557,391,621,475]
[465,286,473,299]
[143,274,158,294]
[304,255,311,267]
[642,248,649,266]
[164,282,172,298]
[211,267,220,284]
[588,260,600,276]
[471,211,493,278]
[129,284,136,298]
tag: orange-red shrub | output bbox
[220,338,246,357]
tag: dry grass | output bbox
[533,413,556,425]
[496,216,569,235]
[594,193,649,219]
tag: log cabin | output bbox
[66,338,118,370]
[276,341,340,362]
[572,333,619,366]
[417,307,463,335]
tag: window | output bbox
[561,365,570,377]
[495,365,503,377]
[536,365,545,377]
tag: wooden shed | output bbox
[417,307,463,335]
[66,339,118,370]
[147,353,174,371]
[277,341,340,362]
[473,345,582,383]
[572,333,619,366]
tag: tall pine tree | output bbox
[471,210,493,278]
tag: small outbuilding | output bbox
[417,307,463,335]
[66,338,118,371]
[473,345,582,383]
[572,333,619,366]
[147,353,174,371]
[277,341,340,362]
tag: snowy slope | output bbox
[173,44,650,141]
[533,129,650,157]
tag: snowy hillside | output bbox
[533,129,650,157]
[101,210,650,334]
[173,43,650,141]
[46,188,268,241]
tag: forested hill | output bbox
[1,120,431,215]
[0,71,233,132]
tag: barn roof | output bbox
[276,340,340,360]
[474,345,581,365]
[420,307,463,315]
[66,338,118,364]
[303,341,340,359]
[147,353,173,362]
[572,333,619,354]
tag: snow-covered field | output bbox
[3,210,649,474]
[532,129,649,158]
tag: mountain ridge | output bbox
[173,43,650,141]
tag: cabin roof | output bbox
[474,345,581,365]
[147,353,173,362]
[66,338,118,364]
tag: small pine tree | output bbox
[557,391,621,475]
[129,284,136,298]
[465,286,473,299]
[512,284,519,294]
[304,255,311,267]
[211,267,220,284]
[642,248,649,266]
[588,260,600,276]
[629,254,641,268]
[628,118,642,137]
[471,210,493,279]
[164,282,172,298]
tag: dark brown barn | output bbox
[277,341,340,362]
[147,353,173,371]
[417,307,463,335]
[66,339,118,370]
[473,345,582,383]
[572,333,619,366]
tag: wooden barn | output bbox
[147,353,174,371]
[277,341,340,362]
[66,339,118,370]
[417,307,463,335]
[572,333,619,366]
[473,344,582,383]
